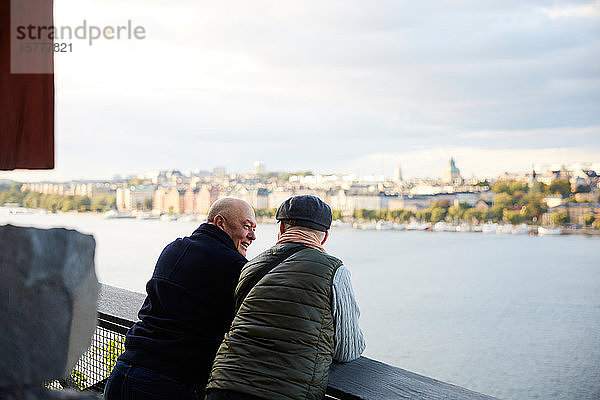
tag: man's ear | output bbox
[214,215,225,229]
[321,230,329,245]
[279,222,286,235]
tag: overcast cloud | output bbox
[3,0,599,181]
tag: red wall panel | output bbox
[0,0,54,170]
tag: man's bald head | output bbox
[207,197,257,257]
[207,197,253,223]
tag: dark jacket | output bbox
[207,242,343,400]
[119,223,246,388]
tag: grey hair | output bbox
[282,221,326,241]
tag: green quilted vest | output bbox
[207,242,343,400]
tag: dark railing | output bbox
[53,284,497,399]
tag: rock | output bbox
[0,224,99,388]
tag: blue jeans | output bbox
[104,360,201,400]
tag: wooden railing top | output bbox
[98,284,497,400]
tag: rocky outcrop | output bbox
[0,224,99,399]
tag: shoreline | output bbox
[1,206,599,236]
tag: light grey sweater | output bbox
[331,265,366,362]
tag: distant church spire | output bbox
[442,157,462,185]
[394,163,403,182]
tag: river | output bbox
[2,211,599,400]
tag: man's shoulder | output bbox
[189,233,245,262]
[161,226,245,267]
[245,243,343,270]
[191,223,238,250]
[295,246,344,268]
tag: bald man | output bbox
[104,198,257,400]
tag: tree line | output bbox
[349,179,596,225]
[0,184,115,213]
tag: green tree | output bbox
[78,196,91,212]
[431,200,451,209]
[376,209,392,221]
[464,208,488,223]
[255,208,277,218]
[551,211,569,225]
[128,177,144,186]
[574,184,591,194]
[503,209,523,224]
[584,214,595,226]
[445,202,473,222]
[492,181,511,194]
[61,199,74,212]
[416,209,432,222]
[548,179,571,196]
[512,190,526,203]
[39,194,62,212]
[91,194,115,212]
[519,192,548,220]
[361,209,377,220]
[509,181,528,195]
[430,207,447,223]
[493,192,513,208]
[447,206,463,221]
[532,181,548,194]
[403,210,415,221]
[393,209,414,222]
[0,186,26,205]
[22,191,41,208]
[352,209,367,220]
[489,205,505,222]
[332,209,343,220]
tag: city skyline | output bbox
[2,0,599,182]
[3,152,600,183]
[4,156,600,185]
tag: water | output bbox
[2,212,600,400]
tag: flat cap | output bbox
[276,195,332,232]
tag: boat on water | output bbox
[132,210,159,220]
[471,224,483,232]
[103,210,135,219]
[0,205,32,215]
[136,214,159,220]
[159,214,177,222]
[433,221,451,232]
[456,223,471,232]
[331,220,352,228]
[538,226,562,235]
[496,224,513,234]
[406,221,429,231]
[375,221,394,230]
[512,224,530,235]
[355,222,376,230]
[482,222,498,234]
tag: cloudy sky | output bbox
[3,0,600,181]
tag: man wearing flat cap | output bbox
[206,195,365,400]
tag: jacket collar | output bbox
[192,223,240,254]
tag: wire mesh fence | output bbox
[47,310,345,399]
[46,312,131,393]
